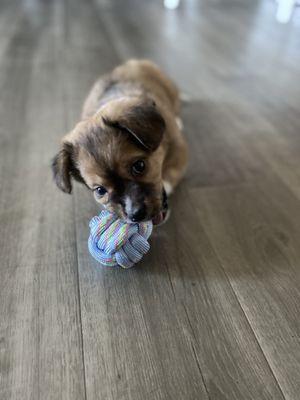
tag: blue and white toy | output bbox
[88,210,153,268]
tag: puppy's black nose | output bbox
[130,205,147,222]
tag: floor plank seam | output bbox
[214,255,287,400]
[164,262,176,301]
[181,301,211,400]
[190,343,211,400]
[72,191,88,400]
[61,66,88,400]
[60,0,88,395]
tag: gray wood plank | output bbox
[62,12,209,399]
[157,184,285,400]
[250,104,300,201]
[0,1,22,58]
[1,0,300,398]
[62,1,290,399]
[181,100,271,187]
[62,2,210,399]
[195,179,300,399]
[74,189,210,400]
[0,1,85,399]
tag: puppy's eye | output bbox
[131,160,146,176]
[95,186,107,196]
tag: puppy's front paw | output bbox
[152,187,170,226]
[175,117,183,131]
[163,180,173,196]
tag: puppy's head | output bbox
[52,98,168,224]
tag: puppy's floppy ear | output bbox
[104,102,166,151]
[51,142,82,194]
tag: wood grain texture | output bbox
[1,0,300,399]
[63,13,209,399]
[194,179,300,400]
[0,1,85,399]
[63,1,295,399]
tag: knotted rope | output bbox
[88,210,153,268]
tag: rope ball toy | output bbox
[88,210,153,268]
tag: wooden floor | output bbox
[1,0,300,399]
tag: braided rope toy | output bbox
[88,210,153,268]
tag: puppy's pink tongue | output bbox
[152,212,164,226]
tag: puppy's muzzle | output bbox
[128,204,147,222]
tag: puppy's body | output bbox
[52,59,187,224]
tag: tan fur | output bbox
[54,59,188,221]
[81,59,188,190]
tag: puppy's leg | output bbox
[175,117,183,131]
[163,180,174,196]
[163,135,188,195]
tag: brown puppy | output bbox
[52,59,188,224]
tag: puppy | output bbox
[52,59,188,225]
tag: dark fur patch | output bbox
[51,142,84,193]
[108,172,157,212]
[78,126,106,165]
[103,103,165,151]
[123,181,156,205]
[105,169,126,204]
